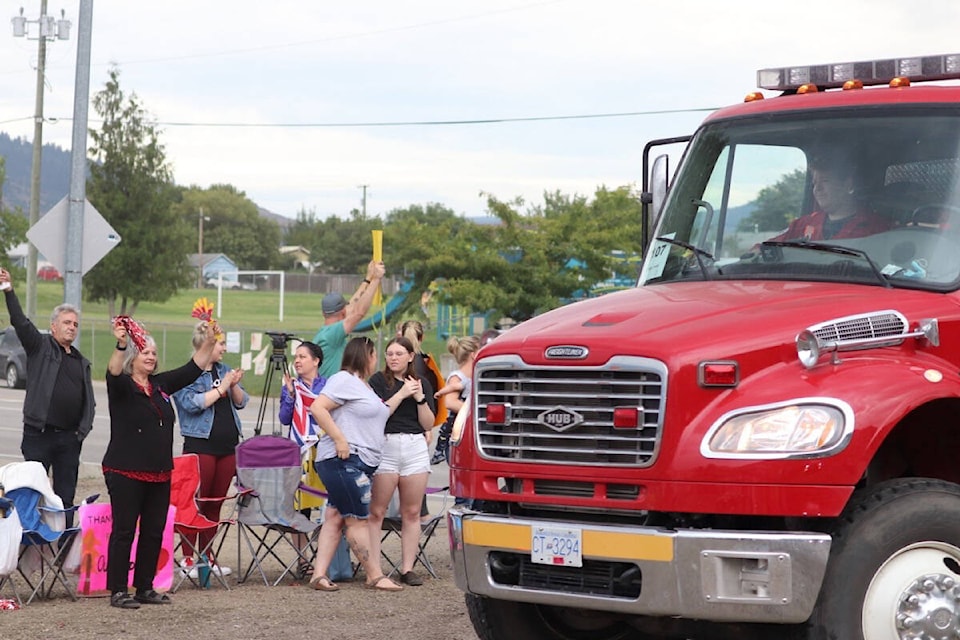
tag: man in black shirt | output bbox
[0,268,95,526]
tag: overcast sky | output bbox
[1,0,959,220]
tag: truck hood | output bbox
[485,281,950,366]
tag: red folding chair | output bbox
[170,454,249,591]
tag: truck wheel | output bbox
[808,478,960,640]
[5,363,21,389]
[465,594,651,640]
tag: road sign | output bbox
[26,197,121,275]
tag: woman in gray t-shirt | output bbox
[307,336,401,592]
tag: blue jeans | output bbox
[315,454,376,519]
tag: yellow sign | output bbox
[372,230,383,306]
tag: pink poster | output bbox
[74,502,176,597]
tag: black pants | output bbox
[21,427,82,527]
[104,471,170,595]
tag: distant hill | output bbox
[0,132,288,226]
[0,132,72,214]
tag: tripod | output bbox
[255,346,289,436]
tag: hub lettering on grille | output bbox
[538,407,584,432]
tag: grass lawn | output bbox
[17,281,446,398]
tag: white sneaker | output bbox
[178,558,195,576]
[212,565,232,577]
[180,558,232,579]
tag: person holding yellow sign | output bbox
[314,260,386,379]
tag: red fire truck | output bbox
[448,54,960,640]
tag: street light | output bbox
[197,207,210,288]
[11,1,71,319]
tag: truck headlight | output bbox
[703,401,851,458]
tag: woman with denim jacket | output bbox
[172,322,248,576]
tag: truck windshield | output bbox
[639,109,960,291]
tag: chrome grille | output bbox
[810,310,907,346]
[474,355,666,467]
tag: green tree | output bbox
[0,157,28,271]
[85,67,192,316]
[738,169,806,232]
[315,210,383,274]
[174,184,281,271]
[395,187,644,323]
[284,207,323,270]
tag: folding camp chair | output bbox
[8,487,82,604]
[0,496,22,607]
[378,485,449,579]
[235,436,320,586]
[170,454,250,591]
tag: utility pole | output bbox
[26,0,47,320]
[358,184,368,217]
[12,1,71,319]
[197,207,209,288]
[63,0,93,312]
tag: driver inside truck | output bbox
[767,154,891,242]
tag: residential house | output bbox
[186,253,238,285]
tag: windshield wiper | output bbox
[655,236,720,279]
[760,240,891,288]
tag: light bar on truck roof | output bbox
[757,53,960,91]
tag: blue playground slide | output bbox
[353,280,414,333]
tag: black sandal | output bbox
[110,592,141,609]
[134,590,172,605]
[297,560,314,580]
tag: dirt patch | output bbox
[1,476,479,640]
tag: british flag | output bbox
[289,380,320,454]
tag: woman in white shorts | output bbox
[367,336,436,586]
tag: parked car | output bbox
[205,277,256,290]
[0,326,26,388]
[37,265,62,281]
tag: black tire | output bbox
[5,363,21,389]
[806,478,960,640]
[465,594,649,640]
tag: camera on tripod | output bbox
[256,331,298,436]
[265,331,296,352]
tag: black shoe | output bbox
[134,589,172,605]
[399,571,423,586]
[110,592,141,609]
[430,448,446,465]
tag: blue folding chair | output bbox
[8,487,85,604]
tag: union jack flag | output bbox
[289,380,320,454]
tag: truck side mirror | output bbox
[650,154,670,225]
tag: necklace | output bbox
[133,378,152,396]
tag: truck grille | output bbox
[489,551,642,598]
[474,356,667,467]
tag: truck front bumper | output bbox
[448,507,831,624]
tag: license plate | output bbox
[531,526,583,567]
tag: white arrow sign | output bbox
[26,197,121,276]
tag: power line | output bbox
[0,1,570,74]
[31,106,719,130]
[99,1,570,67]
